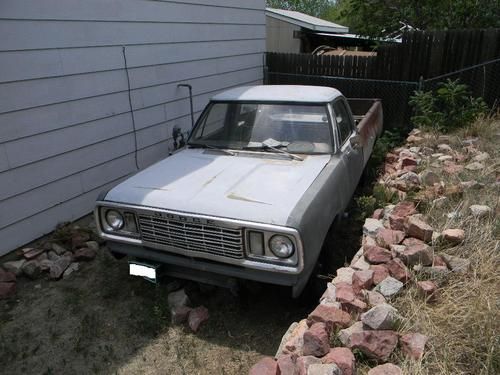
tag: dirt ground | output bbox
[0,212,363,375]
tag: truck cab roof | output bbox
[211,85,343,103]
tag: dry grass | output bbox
[391,116,500,374]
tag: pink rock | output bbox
[372,208,384,220]
[406,216,434,242]
[363,235,378,247]
[0,268,16,283]
[400,238,433,266]
[385,258,411,283]
[364,290,386,306]
[392,201,416,218]
[443,161,464,175]
[401,157,417,168]
[71,232,90,250]
[296,356,321,375]
[321,347,356,375]
[376,229,406,248]
[433,255,448,268]
[73,247,97,261]
[283,320,308,355]
[341,298,368,314]
[417,281,438,302]
[307,305,351,331]
[352,270,374,293]
[364,245,392,264]
[277,354,298,375]
[22,248,45,260]
[338,321,364,347]
[370,265,389,285]
[349,330,399,361]
[171,305,192,325]
[0,282,16,299]
[335,282,356,303]
[303,323,330,357]
[367,363,402,375]
[400,332,428,360]
[188,306,209,332]
[442,229,465,245]
[249,357,279,375]
[388,215,405,231]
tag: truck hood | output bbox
[104,148,331,226]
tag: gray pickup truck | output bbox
[95,85,383,297]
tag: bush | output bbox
[409,79,487,132]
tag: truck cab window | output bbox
[332,100,353,146]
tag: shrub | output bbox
[409,79,487,132]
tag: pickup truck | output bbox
[95,85,383,297]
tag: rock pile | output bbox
[249,128,488,374]
[0,223,100,299]
[166,283,210,333]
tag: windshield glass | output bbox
[189,102,332,154]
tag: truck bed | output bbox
[347,98,384,166]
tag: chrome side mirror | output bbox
[350,134,362,149]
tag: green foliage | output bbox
[324,0,500,38]
[366,129,403,177]
[409,79,487,132]
[355,195,377,219]
[266,0,332,17]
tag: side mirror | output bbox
[350,134,362,149]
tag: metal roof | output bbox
[266,8,348,34]
[211,85,342,103]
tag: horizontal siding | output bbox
[0,0,265,22]
[0,21,265,51]
[0,40,264,83]
[0,0,265,255]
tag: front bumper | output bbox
[107,241,301,287]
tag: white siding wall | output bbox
[0,0,265,255]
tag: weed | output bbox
[410,79,488,132]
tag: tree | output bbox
[266,0,333,18]
[325,0,500,37]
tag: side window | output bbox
[332,100,353,146]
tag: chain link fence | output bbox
[422,57,500,110]
[266,57,500,129]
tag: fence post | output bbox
[418,76,424,91]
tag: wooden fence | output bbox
[267,29,500,81]
[265,29,500,128]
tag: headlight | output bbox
[105,209,124,230]
[269,235,295,258]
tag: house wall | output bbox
[0,0,266,255]
[266,16,301,53]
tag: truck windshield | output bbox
[189,102,333,154]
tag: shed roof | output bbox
[266,8,348,34]
[211,85,342,103]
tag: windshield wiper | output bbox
[188,143,236,156]
[244,139,303,161]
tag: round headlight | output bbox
[269,235,295,258]
[105,209,124,230]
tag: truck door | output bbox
[331,99,364,201]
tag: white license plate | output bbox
[129,262,158,282]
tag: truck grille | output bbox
[138,214,244,259]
